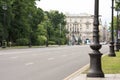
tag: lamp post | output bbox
[28,14,32,48]
[115,0,120,51]
[115,8,120,51]
[2,3,7,48]
[46,20,49,47]
[87,0,104,77]
[59,23,61,46]
[29,31,32,48]
[108,0,116,56]
[46,26,48,47]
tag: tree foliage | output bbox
[0,0,67,46]
[115,0,120,9]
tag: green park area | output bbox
[102,52,120,74]
[83,52,120,74]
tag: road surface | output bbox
[0,45,109,80]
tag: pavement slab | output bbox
[66,74,120,80]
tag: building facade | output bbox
[65,13,107,45]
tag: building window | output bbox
[80,24,82,30]
[70,28,71,31]
[80,19,82,23]
[86,25,89,29]
[70,18,72,22]
[85,21,91,29]
[67,25,69,31]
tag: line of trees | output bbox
[0,0,67,47]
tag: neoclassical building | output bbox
[65,13,108,45]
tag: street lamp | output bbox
[115,8,120,51]
[46,27,48,47]
[115,0,120,51]
[2,3,7,48]
[29,31,32,48]
[59,23,61,46]
[108,0,116,56]
[87,0,104,77]
[46,20,49,47]
[28,14,32,48]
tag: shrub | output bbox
[48,41,56,45]
[36,35,47,45]
[16,38,29,46]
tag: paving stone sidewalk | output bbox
[64,64,120,80]
[67,74,120,80]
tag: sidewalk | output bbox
[64,64,120,80]
[66,74,120,80]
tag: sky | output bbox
[36,0,114,26]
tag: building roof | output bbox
[65,13,93,17]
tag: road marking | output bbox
[32,54,38,56]
[10,56,18,59]
[62,55,67,57]
[25,62,34,66]
[0,51,32,55]
[48,57,55,60]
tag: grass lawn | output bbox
[82,52,120,74]
[102,52,120,74]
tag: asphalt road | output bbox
[0,45,109,80]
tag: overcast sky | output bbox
[36,0,114,26]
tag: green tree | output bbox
[0,0,43,46]
[0,0,67,46]
[46,10,67,45]
[0,0,14,43]
[115,0,120,9]
[35,22,47,45]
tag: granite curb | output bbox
[64,64,89,80]
[63,54,116,80]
